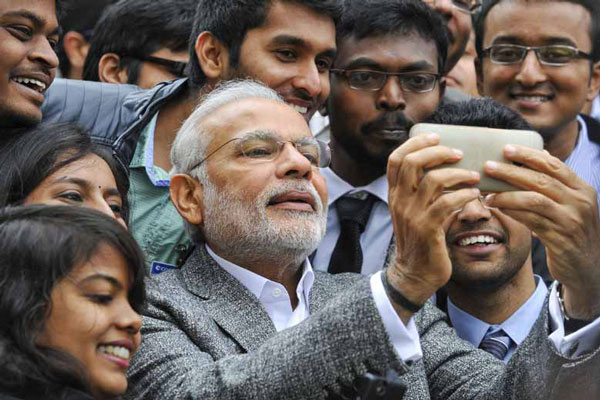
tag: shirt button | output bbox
[273,288,282,297]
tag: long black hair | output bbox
[0,123,130,223]
[0,205,146,399]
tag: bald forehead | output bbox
[202,97,312,142]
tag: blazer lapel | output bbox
[182,247,277,352]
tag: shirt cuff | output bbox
[548,281,600,357]
[370,271,423,362]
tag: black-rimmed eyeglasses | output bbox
[330,69,441,93]
[122,55,188,77]
[190,135,331,171]
[482,44,592,66]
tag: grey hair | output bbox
[170,79,284,244]
[170,79,284,182]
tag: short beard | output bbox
[202,178,327,266]
[448,243,530,293]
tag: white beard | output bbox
[202,178,327,264]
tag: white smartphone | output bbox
[409,123,544,192]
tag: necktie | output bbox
[328,192,376,274]
[479,328,511,361]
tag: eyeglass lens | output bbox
[346,71,437,92]
[239,137,330,168]
[490,45,581,65]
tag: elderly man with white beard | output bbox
[126,80,600,400]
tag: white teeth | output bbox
[11,77,47,92]
[290,104,308,114]
[514,95,549,103]
[98,345,130,360]
[458,235,499,246]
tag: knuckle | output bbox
[527,194,547,211]
[546,156,563,172]
[404,153,419,167]
[533,173,553,190]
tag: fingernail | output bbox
[427,133,440,142]
[453,148,464,157]
[471,171,480,180]
[485,161,498,170]
[484,193,495,205]
[505,145,516,156]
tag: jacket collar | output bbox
[181,246,277,352]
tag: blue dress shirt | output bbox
[448,276,548,363]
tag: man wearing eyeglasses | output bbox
[126,79,600,400]
[475,0,600,210]
[42,0,338,273]
[474,0,600,284]
[311,0,448,275]
[81,0,194,89]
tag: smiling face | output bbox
[477,1,600,140]
[198,98,328,262]
[38,244,142,400]
[24,153,126,226]
[226,1,336,122]
[328,33,444,171]
[445,198,531,291]
[0,0,59,128]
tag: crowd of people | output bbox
[0,0,599,399]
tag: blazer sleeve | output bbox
[417,298,600,400]
[126,279,407,400]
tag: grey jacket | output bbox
[127,247,600,400]
[41,78,189,174]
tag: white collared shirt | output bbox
[206,245,600,364]
[312,168,393,275]
[206,245,423,362]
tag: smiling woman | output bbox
[0,205,146,400]
[0,123,130,225]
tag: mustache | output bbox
[360,112,415,136]
[259,180,324,214]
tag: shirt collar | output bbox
[205,244,315,303]
[321,167,388,206]
[448,276,548,347]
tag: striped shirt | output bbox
[565,115,600,213]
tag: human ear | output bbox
[194,31,230,80]
[62,31,90,79]
[170,174,204,227]
[98,53,130,84]
[586,61,600,101]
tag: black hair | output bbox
[55,0,112,78]
[0,123,131,223]
[187,0,341,88]
[335,0,448,74]
[83,0,197,84]
[475,0,600,62]
[0,204,146,399]
[426,97,532,130]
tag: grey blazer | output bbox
[127,247,600,399]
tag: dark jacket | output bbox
[41,77,189,175]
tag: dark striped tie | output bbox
[479,329,511,361]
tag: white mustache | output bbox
[260,181,323,214]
